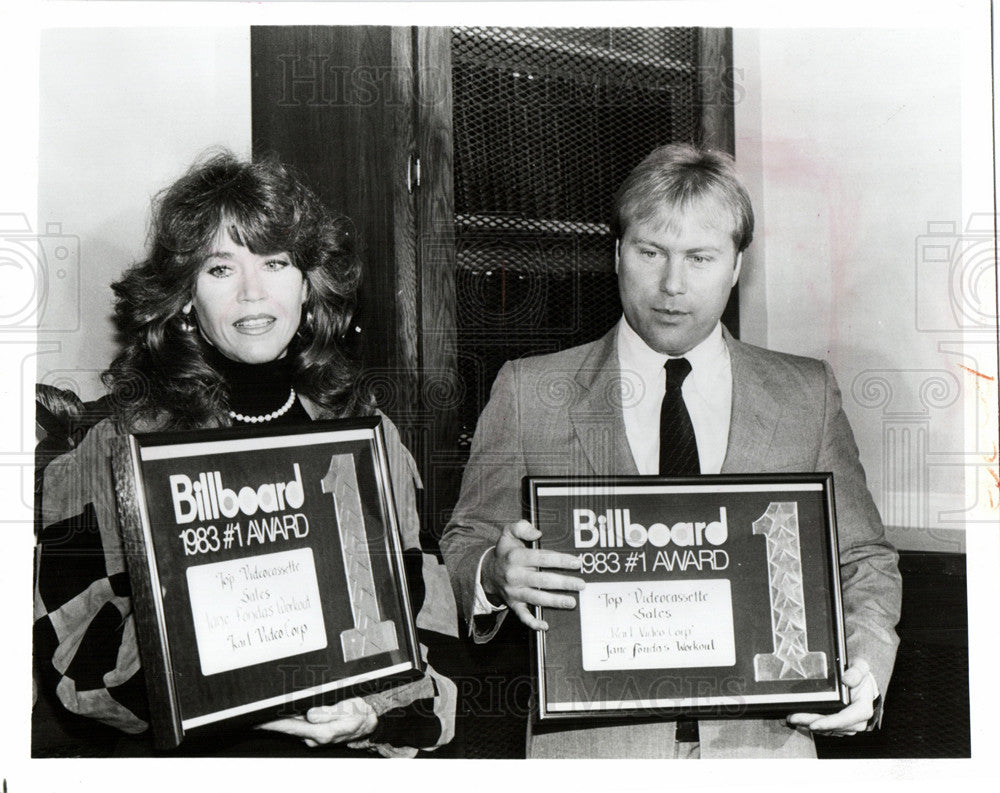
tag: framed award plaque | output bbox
[526,474,850,721]
[111,416,423,749]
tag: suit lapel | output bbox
[564,328,781,476]
[721,334,781,474]
[568,328,639,475]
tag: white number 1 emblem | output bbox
[322,454,399,662]
[752,501,827,681]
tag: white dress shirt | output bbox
[474,318,734,615]
[616,317,732,475]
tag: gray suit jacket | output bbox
[441,326,902,758]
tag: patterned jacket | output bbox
[33,399,458,756]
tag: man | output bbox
[440,144,902,759]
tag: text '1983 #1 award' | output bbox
[526,475,849,721]
[111,416,422,749]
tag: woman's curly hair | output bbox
[103,150,371,430]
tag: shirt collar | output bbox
[616,316,727,377]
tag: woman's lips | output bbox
[232,314,276,334]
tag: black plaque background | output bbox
[532,476,844,715]
[138,432,411,725]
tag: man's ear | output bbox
[731,252,743,287]
[614,239,621,274]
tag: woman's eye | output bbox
[206,265,231,278]
[263,257,291,271]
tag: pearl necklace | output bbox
[229,388,297,424]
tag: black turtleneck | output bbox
[203,344,311,426]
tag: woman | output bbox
[32,152,458,756]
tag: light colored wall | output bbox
[37,27,252,401]
[734,28,970,552]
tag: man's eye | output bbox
[689,255,711,265]
[639,249,658,258]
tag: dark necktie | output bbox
[658,357,702,744]
[658,357,700,476]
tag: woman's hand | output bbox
[257,697,378,747]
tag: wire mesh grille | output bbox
[452,26,701,228]
[451,27,703,436]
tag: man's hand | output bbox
[483,519,584,631]
[786,660,879,737]
[257,697,378,747]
